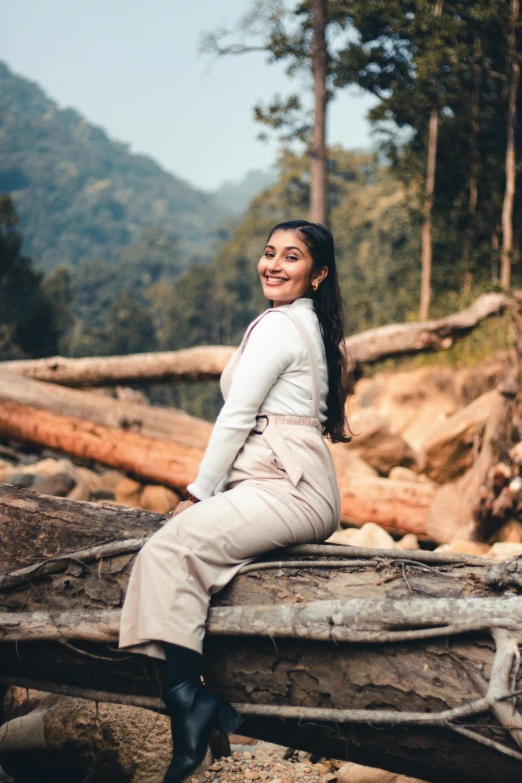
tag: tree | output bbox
[501,0,521,291]
[0,195,63,360]
[202,1,352,226]
[106,290,156,356]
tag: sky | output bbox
[2,0,378,192]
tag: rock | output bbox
[4,472,35,488]
[487,542,522,562]
[346,411,419,476]
[435,540,491,557]
[351,366,459,453]
[97,469,126,490]
[396,533,419,550]
[115,477,143,507]
[327,522,396,550]
[422,390,498,483]
[337,761,428,782]
[140,485,180,515]
[31,472,76,497]
[388,467,432,484]
[67,466,100,502]
[90,487,117,501]
[11,457,76,478]
[314,763,330,776]
[328,443,378,478]
[496,519,522,543]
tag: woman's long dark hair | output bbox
[266,219,352,443]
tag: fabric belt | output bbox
[251,413,322,487]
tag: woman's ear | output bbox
[312,267,329,286]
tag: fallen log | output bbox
[0,402,202,493]
[1,486,522,782]
[339,475,435,537]
[1,293,509,386]
[0,370,213,447]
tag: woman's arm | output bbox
[186,311,300,500]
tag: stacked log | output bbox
[1,486,522,782]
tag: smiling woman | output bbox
[259,226,328,305]
[119,219,351,783]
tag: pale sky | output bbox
[2,0,378,191]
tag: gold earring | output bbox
[312,281,319,291]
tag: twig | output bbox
[452,725,522,763]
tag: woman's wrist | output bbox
[185,489,201,504]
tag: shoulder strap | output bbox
[240,307,320,419]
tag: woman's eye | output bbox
[264,251,274,258]
[287,255,298,261]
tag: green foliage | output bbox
[0,195,66,359]
[0,61,228,273]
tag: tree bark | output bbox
[2,488,522,781]
[310,0,328,226]
[501,0,520,292]
[2,293,508,384]
[0,403,202,494]
[419,0,443,321]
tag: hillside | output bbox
[0,61,229,272]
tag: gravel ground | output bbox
[202,741,342,783]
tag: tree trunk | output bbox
[1,344,235,387]
[309,0,328,226]
[0,402,202,492]
[2,293,508,383]
[1,487,522,782]
[0,370,213,447]
[419,0,444,321]
[501,0,520,292]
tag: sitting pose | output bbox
[119,219,351,783]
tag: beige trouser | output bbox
[119,416,340,659]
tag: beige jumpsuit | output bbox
[119,308,341,659]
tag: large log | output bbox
[1,293,508,386]
[0,402,202,493]
[0,370,213,447]
[0,395,430,537]
[1,485,522,782]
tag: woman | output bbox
[119,219,350,783]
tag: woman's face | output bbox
[258,229,328,306]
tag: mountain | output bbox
[0,61,229,272]
[213,169,277,215]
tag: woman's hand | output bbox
[167,500,194,520]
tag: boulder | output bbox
[435,540,490,557]
[388,467,432,484]
[337,761,428,783]
[140,485,180,515]
[328,443,378,479]
[421,390,498,483]
[351,367,459,453]
[31,472,76,497]
[115,477,143,508]
[67,466,100,502]
[345,412,419,476]
[396,533,419,550]
[487,542,522,562]
[327,523,396,550]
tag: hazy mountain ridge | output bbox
[0,61,229,272]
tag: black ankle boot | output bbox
[163,680,244,783]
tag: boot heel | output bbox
[216,702,244,735]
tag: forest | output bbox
[2,1,521,394]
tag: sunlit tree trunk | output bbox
[419,0,444,321]
[501,0,520,292]
[310,0,328,226]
